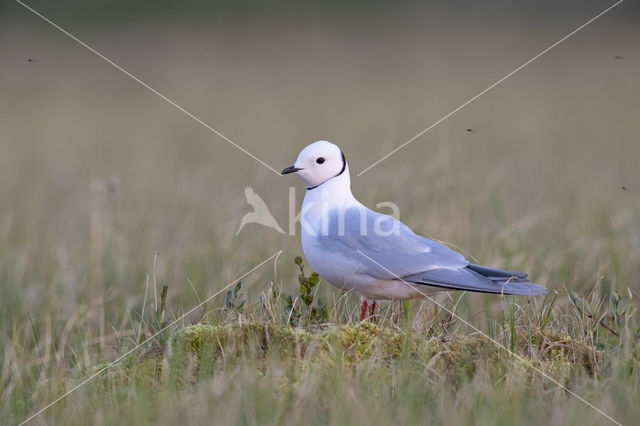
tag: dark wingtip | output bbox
[467,264,528,280]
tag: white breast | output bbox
[299,201,424,300]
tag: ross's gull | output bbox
[282,141,547,320]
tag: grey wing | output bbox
[317,206,547,296]
[405,265,547,295]
[317,206,468,279]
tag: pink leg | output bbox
[369,301,376,319]
[360,298,368,321]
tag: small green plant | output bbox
[294,256,328,323]
[568,289,620,341]
[135,284,171,359]
[224,281,247,315]
[261,279,298,325]
[262,257,328,326]
[295,256,319,306]
[159,284,168,328]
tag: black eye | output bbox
[316,157,325,164]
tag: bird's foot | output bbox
[360,299,368,321]
[360,299,376,321]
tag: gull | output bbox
[282,141,547,320]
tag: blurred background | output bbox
[0,0,639,360]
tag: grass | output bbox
[3,256,638,425]
[1,10,639,426]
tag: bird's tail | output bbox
[469,263,547,295]
[406,263,547,296]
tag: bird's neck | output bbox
[303,169,356,208]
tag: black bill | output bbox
[281,166,301,175]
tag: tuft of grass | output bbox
[7,275,636,425]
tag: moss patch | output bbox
[100,322,603,392]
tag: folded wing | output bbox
[405,264,546,295]
[317,206,467,279]
[317,206,546,295]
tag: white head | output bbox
[282,141,349,190]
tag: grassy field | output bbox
[1,4,639,425]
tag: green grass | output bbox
[1,12,639,426]
[3,255,638,425]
